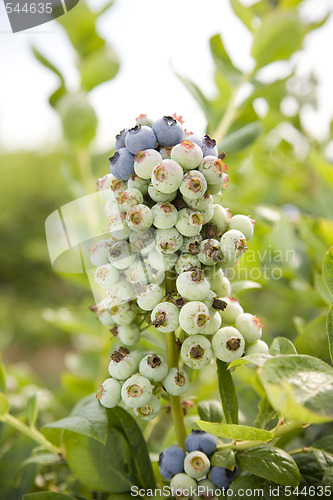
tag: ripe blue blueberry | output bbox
[109,148,135,181]
[124,125,157,155]
[152,116,184,147]
[115,128,128,149]
[201,135,218,157]
[185,430,217,457]
[210,464,239,489]
[158,445,186,479]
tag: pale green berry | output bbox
[204,311,222,335]
[148,184,177,202]
[175,253,201,274]
[129,229,155,255]
[108,241,136,270]
[89,239,112,267]
[152,201,178,229]
[212,327,245,362]
[97,378,122,408]
[235,313,263,344]
[116,188,143,212]
[196,479,217,499]
[200,204,214,224]
[176,268,210,301]
[128,172,150,196]
[179,301,210,335]
[136,284,164,311]
[198,239,223,266]
[180,170,207,200]
[245,339,269,355]
[220,230,248,263]
[121,374,153,408]
[110,300,138,325]
[139,354,169,382]
[219,297,244,324]
[151,159,183,194]
[108,348,137,380]
[107,211,131,240]
[170,473,197,497]
[94,263,120,290]
[184,451,210,479]
[134,149,162,179]
[229,214,255,241]
[210,205,231,233]
[180,235,202,255]
[181,335,213,369]
[97,174,126,201]
[151,302,180,333]
[108,276,135,301]
[134,395,162,420]
[155,227,183,254]
[183,192,213,211]
[171,140,203,171]
[159,146,172,159]
[198,155,226,185]
[163,368,190,396]
[96,307,116,326]
[124,258,152,286]
[205,268,231,297]
[126,204,153,231]
[115,324,141,346]
[175,208,203,237]
[207,179,223,194]
[202,290,218,313]
[148,248,178,271]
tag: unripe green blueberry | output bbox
[151,159,184,194]
[200,204,214,224]
[96,378,122,408]
[151,202,178,229]
[245,339,269,355]
[205,268,231,297]
[116,188,143,212]
[220,230,248,263]
[136,284,164,311]
[155,227,183,254]
[96,305,116,326]
[176,268,210,301]
[181,335,213,369]
[148,184,177,202]
[171,140,203,171]
[107,211,131,240]
[89,239,112,267]
[204,311,222,335]
[139,354,169,382]
[198,155,227,185]
[135,113,153,126]
[129,229,155,255]
[179,301,210,335]
[108,241,136,269]
[176,208,203,237]
[94,263,120,290]
[170,473,197,498]
[126,204,153,232]
[184,451,210,479]
[108,277,135,301]
[163,368,190,396]
[210,205,231,233]
[195,479,217,499]
[98,174,127,201]
[212,327,245,362]
[110,300,138,325]
[198,239,223,266]
[180,235,202,255]
[229,214,255,241]
[159,146,172,159]
[235,313,263,344]
[202,290,218,313]
[115,324,141,346]
[121,374,153,408]
[134,149,162,179]
[207,179,223,194]
[134,394,161,420]
[151,302,180,333]
[108,348,137,380]
[148,248,178,271]
[175,253,201,274]
[127,172,150,196]
[219,297,244,324]
[183,192,213,212]
[180,170,207,200]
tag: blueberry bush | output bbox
[1,1,333,499]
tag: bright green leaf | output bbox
[0,364,6,393]
[80,45,120,91]
[196,421,274,441]
[314,271,332,305]
[231,280,262,294]
[219,121,262,152]
[27,394,38,428]
[280,0,303,8]
[22,453,60,467]
[327,304,333,364]
[230,0,253,31]
[270,337,297,356]
[217,360,239,424]
[323,246,333,295]
[0,392,9,417]
[237,446,301,487]
[295,314,330,362]
[210,449,236,470]
[198,400,223,423]
[210,34,242,84]
[228,353,271,369]
[255,396,278,429]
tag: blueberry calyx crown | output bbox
[163,116,177,126]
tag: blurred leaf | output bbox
[305,14,330,34]
[269,337,297,356]
[251,11,304,70]
[314,271,332,305]
[323,467,333,488]
[230,0,253,31]
[280,0,303,8]
[323,246,333,295]
[261,355,333,422]
[295,315,330,362]
[310,151,333,190]
[27,393,38,427]
[327,304,333,364]
[81,45,120,91]
[0,392,9,417]
[97,0,114,16]
[210,449,236,470]
[198,400,223,423]
[58,94,98,147]
[294,448,333,487]
[210,34,242,84]
[196,421,274,441]
[217,360,239,424]
[23,493,77,499]
[255,396,278,429]
[228,353,271,369]
[31,47,67,108]
[22,453,60,467]
[0,363,6,393]
[61,372,96,397]
[237,446,300,487]
[314,435,333,454]
[231,280,262,294]
[219,122,262,152]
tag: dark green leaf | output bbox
[323,246,333,295]
[229,474,289,500]
[323,466,333,488]
[196,421,274,441]
[27,393,38,427]
[217,360,239,424]
[293,449,333,487]
[237,446,300,487]
[80,45,120,91]
[228,353,271,369]
[270,337,297,356]
[255,396,278,429]
[32,47,67,108]
[23,493,76,500]
[210,34,242,84]
[251,11,304,70]
[230,0,253,31]
[0,364,6,393]
[0,392,9,417]
[198,400,223,423]
[313,435,333,454]
[219,122,262,152]
[294,314,330,362]
[327,304,333,364]
[210,449,235,470]
[260,355,333,422]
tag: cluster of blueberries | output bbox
[159,430,239,498]
[92,114,268,418]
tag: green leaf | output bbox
[22,453,60,467]
[209,34,242,84]
[80,45,120,91]
[23,493,77,500]
[210,449,236,470]
[327,304,333,364]
[314,271,332,305]
[251,11,304,70]
[228,474,276,499]
[269,337,297,356]
[323,246,333,295]
[260,355,333,423]
[219,121,262,152]
[32,47,67,108]
[280,0,303,8]
[196,421,274,441]
[293,449,333,487]
[217,360,239,424]
[198,400,223,423]
[237,446,300,487]
[314,435,333,454]
[228,353,271,369]
[323,466,333,488]
[0,363,6,393]
[230,0,253,31]
[27,394,38,427]
[231,280,262,294]
[255,396,278,429]
[0,392,9,417]
[294,315,330,362]
[42,394,108,444]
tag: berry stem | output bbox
[165,271,187,449]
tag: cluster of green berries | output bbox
[159,430,239,497]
